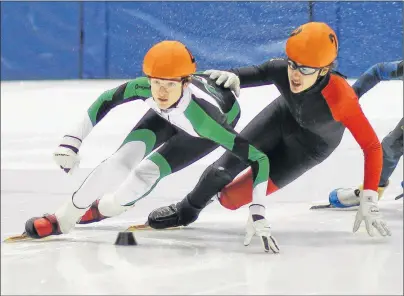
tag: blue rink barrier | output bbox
[1,1,402,80]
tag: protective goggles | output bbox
[287,59,320,75]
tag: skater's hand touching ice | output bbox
[244,204,280,253]
[353,190,391,237]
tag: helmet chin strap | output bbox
[316,67,328,80]
[314,71,323,84]
[314,67,329,84]
[298,70,328,94]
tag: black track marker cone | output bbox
[115,232,137,246]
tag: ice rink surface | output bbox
[1,80,403,295]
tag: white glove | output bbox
[353,189,391,237]
[53,135,82,175]
[204,70,241,97]
[244,204,280,253]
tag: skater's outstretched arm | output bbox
[328,61,403,209]
[323,74,390,237]
[204,58,286,97]
[54,77,152,174]
[353,60,403,98]
[69,77,152,140]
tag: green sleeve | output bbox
[184,100,269,188]
[87,77,152,126]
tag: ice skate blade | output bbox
[126,223,183,232]
[3,233,32,243]
[310,203,333,210]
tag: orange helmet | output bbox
[286,22,338,68]
[143,40,196,79]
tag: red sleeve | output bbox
[322,75,382,191]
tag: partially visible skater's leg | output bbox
[24,141,150,238]
[379,118,403,187]
[24,111,177,239]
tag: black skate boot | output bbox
[147,196,209,229]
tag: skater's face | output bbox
[150,78,190,109]
[287,59,329,93]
